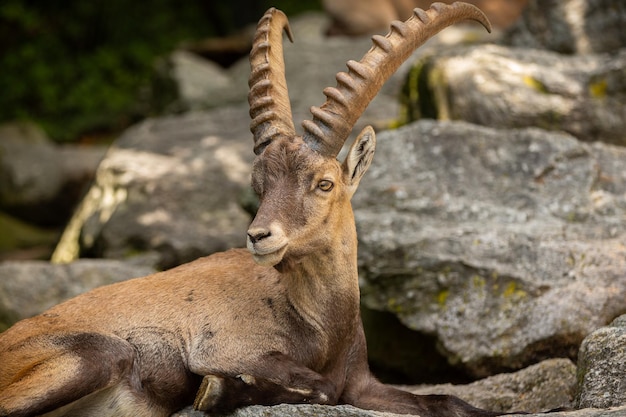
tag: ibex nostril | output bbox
[248,229,271,244]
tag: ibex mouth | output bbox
[247,241,288,267]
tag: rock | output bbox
[52,107,254,269]
[0,122,61,212]
[509,407,626,417]
[152,50,248,112]
[0,259,155,331]
[576,315,626,409]
[400,44,626,145]
[174,404,404,417]
[504,0,626,54]
[407,358,577,413]
[174,405,626,417]
[0,121,107,226]
[181,28,255,68]
[355,120,626,377]
[172,358,576,416]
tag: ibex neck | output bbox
[280,219,361,348]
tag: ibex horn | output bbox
[301,1,492,156]
[248,8,295,155]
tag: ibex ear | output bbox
[342,126,376,196]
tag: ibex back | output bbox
[0,3,501,417]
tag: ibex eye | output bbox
[318,180,334,191]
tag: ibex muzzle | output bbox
[0,3,503,417]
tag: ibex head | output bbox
[246,4,491,267]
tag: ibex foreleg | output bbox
[338,328,505,417]
[193,351,338,413]
[345,379,504,417]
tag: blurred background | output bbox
[0,0,527,261]
[0,0,319,145]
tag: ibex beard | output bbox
[0,3,508,417]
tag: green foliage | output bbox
[0,0,320,143]
[0,2,210,142]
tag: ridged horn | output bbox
[249,8,296,155]
[301,1,492,156]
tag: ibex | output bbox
[0,3,500,417]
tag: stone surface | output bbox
[576,315,626,409]
[400,44,626,145]
[408,358,577,413]
[174,404,406,417]
[51,107,254,269]
[0,121,107,226]
[0,122,62,210]
[355,120,626,377]
[175,405,626,417]
[504,0,626,54]
[0,259,155,331]
[154,49,248,112]
[510,407,626,417]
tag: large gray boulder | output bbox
[177,405,626,417]
[576,315,626,409]
[153,49,249,112]
[174,404,399,417]
[52,107,254,269]
[0,122,106,226]
[355,120,626,377]
[509,407,626,417]
[0,259,155,331]
[0,123,63,215]
[407,358,577,413]
[400,44,626,145]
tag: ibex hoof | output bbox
[194,375,224,411]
